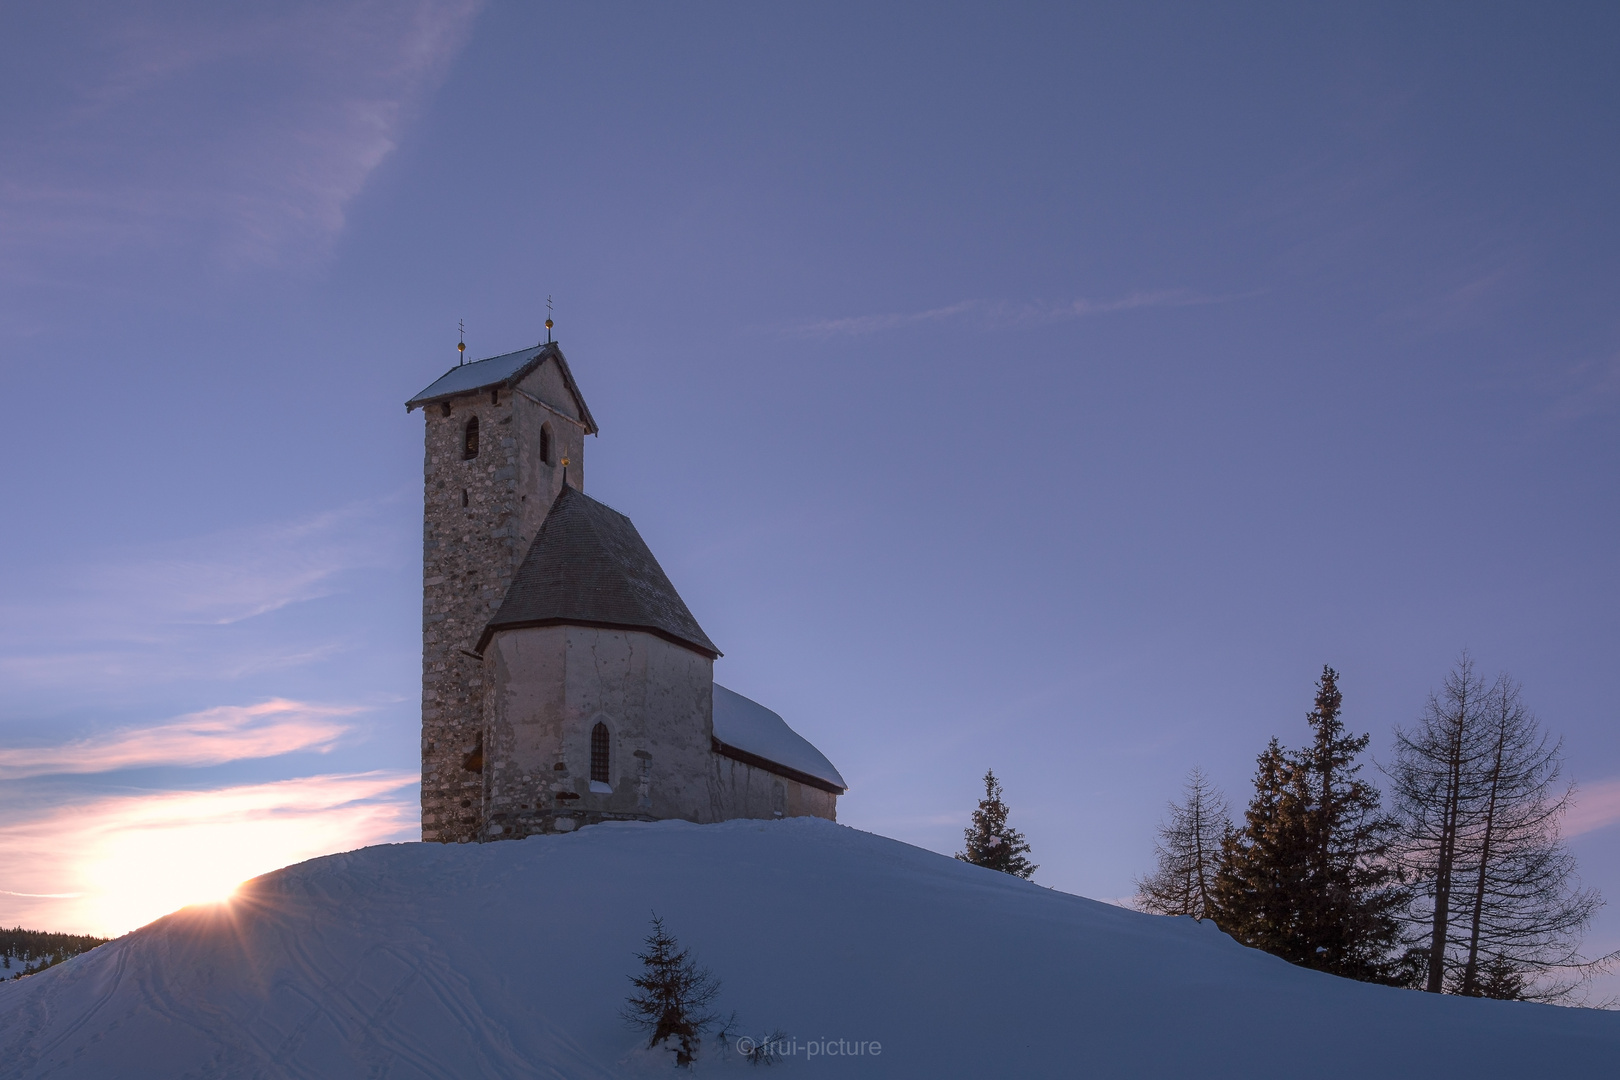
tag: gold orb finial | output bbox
[545,318,553,330]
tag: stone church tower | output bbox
[407,337,845,843]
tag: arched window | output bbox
[462,415,479,459]
[590,722,610,784]
[539,422,554,467]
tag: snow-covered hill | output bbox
[0,818,1614,1078]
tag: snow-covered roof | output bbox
[711,684,846,794]
[405,341,598,432]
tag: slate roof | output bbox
[405,341,599,433]
[476,484,720,658]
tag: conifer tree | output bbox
[1214,668,1406,982]
[1212,739,1308,956]
[956,770,1037,879]
[1135,767,1231,921]
[1291,666,1406,981]
[622,914,721,1067]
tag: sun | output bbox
[80,825,256,928]
[2,774,415,938]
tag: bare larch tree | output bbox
[1390,657,1610,1000]
[1135,766,1231,921]
[1387,654,1494,993]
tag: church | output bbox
[406,336,845,843]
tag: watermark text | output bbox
[735,1035,882,1059]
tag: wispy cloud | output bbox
[80,501,407,628]
[0,772,416,936]
[0,1,483,274]
[0,498,408,695]
[0,699,359,779]
[797,301,982,337]
[1422,269,1514,327]
[1565,777,1620,838]
[788,290,1236,337]
[0,644,349,692]
[1538,353,1620,426]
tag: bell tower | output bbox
[405,339,597,842]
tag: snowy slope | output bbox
[0,819,1614,1078]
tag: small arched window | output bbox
[539,422,554,466]
[462,415,480,459]
[590,722,610,784]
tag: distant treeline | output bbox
[1,927,108,979]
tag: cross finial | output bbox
[457,319,466,365]
[545,295,554,343]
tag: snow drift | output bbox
[0,818,1614,1078]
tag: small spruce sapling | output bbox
[622,914,721,1067]
[956,769,1038,879]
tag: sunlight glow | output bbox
[0,772,416,937]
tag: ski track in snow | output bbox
[0,818,1615,1078]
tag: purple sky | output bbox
[1,1,1616,984]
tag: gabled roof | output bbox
[405,341,598,433]
[476,484,719,658]
[712,684,846,794]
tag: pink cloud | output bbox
[0,699,360,779]
[1564,777,1620,838]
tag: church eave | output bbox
[710,736,847,795]
[474,616,721,660]
[548,348,599,434]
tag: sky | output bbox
[0,0,1616,987]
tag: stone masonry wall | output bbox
[419,356,588,843]
[482,624,836,838]
[709,755,838,822]
[482,625,716,839]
